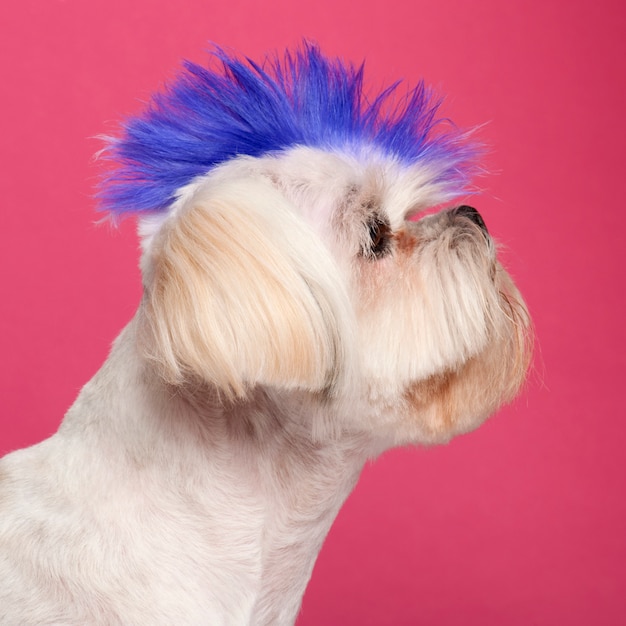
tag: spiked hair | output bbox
[99,43,478,216]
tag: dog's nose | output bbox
[453,205,488,234]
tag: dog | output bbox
[0,44,531,624]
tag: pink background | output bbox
[1,0,624,623]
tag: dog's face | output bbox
[135,145,530,445]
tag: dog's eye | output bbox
[365,217,391,259]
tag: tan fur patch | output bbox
[393,229,418,255]
[402,269,532,442]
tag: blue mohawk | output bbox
[100,43,478,215]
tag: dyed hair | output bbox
[100,43,478,216]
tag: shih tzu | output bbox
[0,44,531,624]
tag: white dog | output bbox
[0,45,531,624]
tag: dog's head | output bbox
[101,45,531,444]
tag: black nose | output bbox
[454,205,488,234]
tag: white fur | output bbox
[0,146,530,624]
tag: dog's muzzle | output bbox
[452,205,489,235]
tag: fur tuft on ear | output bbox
[138,176,353,400]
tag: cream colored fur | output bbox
[0,146,531,624]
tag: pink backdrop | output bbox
[1,0,624,623]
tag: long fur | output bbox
[139,173,355,399]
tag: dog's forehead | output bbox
[137,145,465,255]
[261,146,463,227]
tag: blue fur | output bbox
[100,43,478,215]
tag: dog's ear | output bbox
[138,177,352,399]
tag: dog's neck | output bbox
[58,316,373,624]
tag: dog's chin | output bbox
[353,210,531,445]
